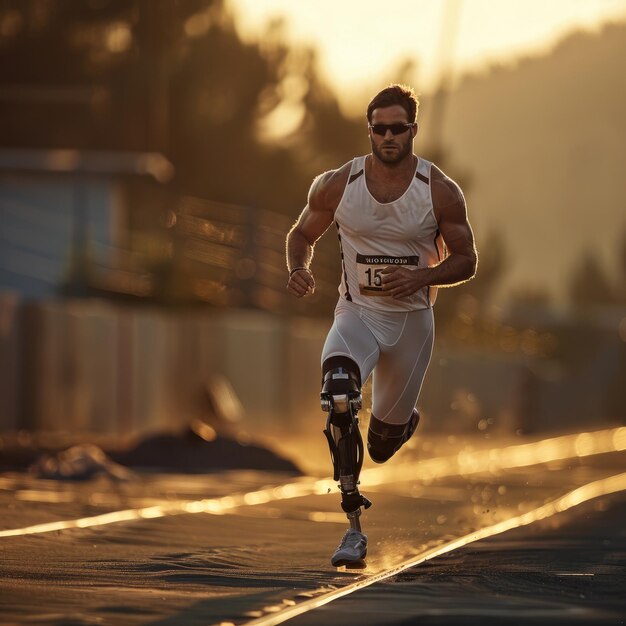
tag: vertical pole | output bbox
[428,0,463,156]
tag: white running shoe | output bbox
[330,528,368,567]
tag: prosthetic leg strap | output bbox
[341,490,372,513]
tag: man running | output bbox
[285,84,477,567]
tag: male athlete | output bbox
[286,84,477,567]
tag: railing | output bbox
[87,195,342,316]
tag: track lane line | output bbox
[239,471,626,626]
[1,426,624,539]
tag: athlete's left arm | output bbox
[381,173,477,299]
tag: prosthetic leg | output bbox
[321,358,372,536]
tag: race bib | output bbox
[356,253,420,296]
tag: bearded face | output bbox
[368,104,417,165]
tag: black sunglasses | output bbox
[368,123,416,136]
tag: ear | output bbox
[411,123,419,138]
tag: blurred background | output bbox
[0,0,625,451]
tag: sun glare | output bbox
[227,0,626,112]
[2,426,624,539]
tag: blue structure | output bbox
[0,148,173,298]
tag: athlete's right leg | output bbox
[321,301,380,382]
[321,301,379,565]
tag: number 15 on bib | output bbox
[356,254,420,296]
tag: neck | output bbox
[368,152,416,178]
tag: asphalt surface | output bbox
[0,433,624,625]
[287,494,626,626]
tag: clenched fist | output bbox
[287,268,315,298]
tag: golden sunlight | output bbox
[1,426,624,539]
[227,0,626,111]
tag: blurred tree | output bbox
[0,0,366,215]
[508,287,551,310]
[568,251,617,308]
[0,0,144,148]
[297,49,368,174]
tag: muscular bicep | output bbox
[432,173,476,261]
[437,199,476,259]
[289,168,346,244]
[290,203,334,245]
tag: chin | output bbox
[373,145,410,164]
[379,151,403,164]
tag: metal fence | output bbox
[85,194,343,317]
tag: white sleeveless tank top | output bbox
[334,155,446,312]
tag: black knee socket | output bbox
[321,356,362,416]
[321,356,361,390]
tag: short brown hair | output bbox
[366,84,419,123]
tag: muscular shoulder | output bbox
[430,164,465,210]
[308,161,352,214]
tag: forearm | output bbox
[286,228,315,273]
[423,251,477,287]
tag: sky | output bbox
[226,0,626,113]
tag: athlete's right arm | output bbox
[286,166,349,298]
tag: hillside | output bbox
[421,21,626,308]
